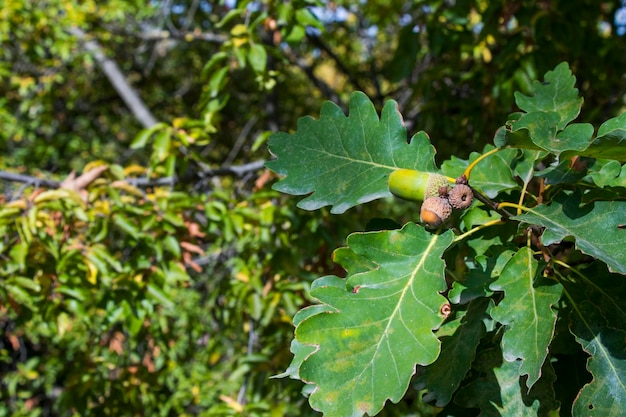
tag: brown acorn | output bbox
[420,196,452,228]
[448,184,473,209]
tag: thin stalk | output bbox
[517,181,530,216]
[453,219,506,243]
[496,201,531,213]
[463,147,502,180]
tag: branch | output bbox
[0,171,60,189]
[0,161,268,191]
[197,160,267,178]
[283,46,343,106]
[306,33,367,93]
[137,28,227,43]
[68,27,159,129]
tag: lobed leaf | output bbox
[514,62,583,131]
[441,146,518,198]
[563,112,626,161]
[514,191,626,275]
[448,249,514,305]
[266,92,438,213]
[494,63,595,155]
[489,247,563,388]
[570,301,626,417]
[454,347,558,416]
[562,262,626,332]
[415,298,489,407]
[295,223,454,417]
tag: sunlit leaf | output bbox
[488,247,562,388]
[296,223,454,417]
[267,92,438,213]
[564,112,626,161]
[514,62,583,131]
[248,43,267,73]
[514,191,626,274]
[441,146,518,198]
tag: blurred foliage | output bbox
[1,0,626,415]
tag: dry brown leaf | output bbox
[60,165,109,192]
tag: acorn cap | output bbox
[425,174,450,199]
[449,184,473,209]
[420,196,452,228]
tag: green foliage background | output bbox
[1,0,626,416]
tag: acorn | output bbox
[388,169,450,202]
[448,184,473,209]
[420,196,452,228]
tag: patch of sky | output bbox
[472,21,484,34]
[309,5,350,24]
[616,2,626,36]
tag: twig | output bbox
[199,160,267,178]
[224,116,258,166]
[472,190,514,220]
[306,33,367,93]
[68,27,159,129]
[237,317,257,405]
[0,172,60,189]
[166,31,227,43]
[0,161,267,191]
[283,46,342,105]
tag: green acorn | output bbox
[388,169,450,202]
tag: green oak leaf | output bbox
[566,262,626,331]
[415,298,489,407]
[586,159,626,188]
[495,63,593,155]
[537,156,591,185]
[553,122,594,152]
[441,146,518,198]
[510,111,559,149]
[274,301,336,380]
[493,116,538,150]
[454,347,559,416]
[513,150,546,184]
[570,301,626,417]
[489,247,563,388]
[449,249,513,304]
[563,112,626,161]
[295,223,454,417]
[514,62,583,131]
[266,91,438,214]
[448,267,495,305]
[508,116,592,155]
[514,191,626,275]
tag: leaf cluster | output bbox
[0,160,353,415]
[269,63,626,417]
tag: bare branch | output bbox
[306,33,367,93]
[283,46,343,106]
[0,172,60,189]
[198,160,268,178]
[68,27,159,129]
[0,161,268,191]
[136,29,227,43]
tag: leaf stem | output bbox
[463,147,502,180]
[453,219,505,242]
[517,182,531,216]
[496,201,531,213]
[471,191,514,220]
[551,259,582,282]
